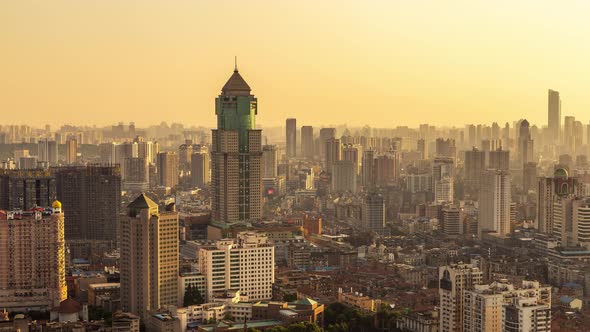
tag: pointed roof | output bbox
[127,193,158,209]
[221,69,251,95]
[294,298,318,306]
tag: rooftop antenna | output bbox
[234,56,238,72]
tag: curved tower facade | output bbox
[211,67,262,223]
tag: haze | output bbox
[2,0,590,128]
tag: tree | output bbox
[183,284,204,306]
[283,293,297,302]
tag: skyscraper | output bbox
[319,128,336,162]
[488,148,510,171]
[433,157,454,204]
[479,169,511,236]
[331,160,356,192]
[301,126,314,160]
[211,66,262,223]
[341,143,361,175]
[0,202,67,311]
[464,148,486,193]
[325,138,341,173]
[362,149,375,190]
[517,119,534,166]
[156,152,179,188]
[286,118,297,159]
[120,194,179,320]
[548,89,561,143]
[123,157,150,192]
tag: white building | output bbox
[198,232,275,302]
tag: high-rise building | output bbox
[488,148,510,171]
[0,169,56,210]
[325,138,341,173]
[123,157,149,192]
[439,263,483,332]
[553,197,590,248]
[198,232,274,302]
[433,157,454,204]
[120,194,179,320]
[442,207,463,236]
[38,138,59,166]
[548,89,561,143]
[0,202,67,311]
[157,152,179,188]
[479,169,511,236]
[537,168,579,234]
[211,66,262,224]
[54,165,121,241]
[286,118,297,159]
[178,142,194,176]
[375,152,399,186]
[435,138,456,159]
[65,136,78,165]
[463,280,551,332]
[417,139,428,159]
[301,126,314,160]
[523,162,537,194]
[319,128,336,162]
[190,150,210,188]
[464,148,486,193]
[362,150,375,190]
[564,115,576,154]
[262,145,278,178]
[331,160,356,192]
[341,144,361,175]
[362,193,385,234]
[517,119,534,166]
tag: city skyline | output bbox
[3,1,590,127]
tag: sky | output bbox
[1,0,590,129]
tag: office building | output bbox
[54,165,121,241]
[191,151,210,188]
[198,232,274,302]
[301,126,314,160]
[157,152,179,188]
[0,169,56,210]
[362,193,385,234]
[548,89,561,142]
[0,202,67,311]
[479,169,511,236]
[286,118,297,159]
[439,263,483,332]
[211,66,262,224]
[120,194,179,320]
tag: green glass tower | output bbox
[211,66,262,223]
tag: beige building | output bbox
[439,263,483,332]
[120,194,179,320]
[157,152,179,188]
[0,201,67,311]
[198,232,274,302]
[463,280,551,332]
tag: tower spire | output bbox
[234,56,238,72]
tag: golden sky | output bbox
[1,0,590,128]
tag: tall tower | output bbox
[548,89,561,143]
[479,169,511,236]
[301,126,314,160]
[120,194,179,320]
[211,65,262,223]
[286,118,297,159]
